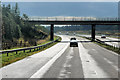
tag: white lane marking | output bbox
[58,68,70,78]
[60,68,66,73]
[30,43,69,78]
[66,56,73,60]
[63,64,71,68]
[78,43,110,78]
[59,73,66,77]
[92,49,96,51]
[58,68,68,78]
[91,49,98,53]
[58,72,70,78]
[104,58,119,71]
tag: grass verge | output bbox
[0,36,61,68]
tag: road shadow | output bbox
[56,40,120,43]
[55,41,92,43]
[98,41,120,42]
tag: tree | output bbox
[15,25,21,39]
[2,3,49,49]
[23,14,29,20]
[14,3,20,16]
[7,4,11,11]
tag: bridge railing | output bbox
[28,17,120,21]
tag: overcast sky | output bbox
[1,0,120,2]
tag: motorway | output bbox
[77,34,120,48]
[96,36,119,48]
[0,35,119,79]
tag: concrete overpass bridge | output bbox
[27,17,120,41]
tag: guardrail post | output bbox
[91,24,96,41]
[50,24,54,41]
[7,52,9,56]
[16,51,18,54]
[29,49,31,52]
[24,50,25,53]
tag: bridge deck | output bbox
[27,17,120,25]
[28,21,120,25]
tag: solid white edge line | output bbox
[29,43,69,79]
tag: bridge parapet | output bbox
[28,17,120,21]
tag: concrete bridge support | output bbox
[91,24,96,41]
[50,24,54,41]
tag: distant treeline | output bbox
[2,3,49,49]
[53,25,118,32]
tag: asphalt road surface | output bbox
[77,34,120,48]
[96,36,119,48]
[42,47,84,78]
[0,35,119,80]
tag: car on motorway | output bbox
[70,38,78,47]
[101,35,106,38]
[66,32,69,35]
[74,32,76,35]
[59,32,61,34]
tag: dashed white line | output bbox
[63,64,71,68]
[104,58,119,71]
[58,68,70,78]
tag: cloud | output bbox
[1,0,120,2]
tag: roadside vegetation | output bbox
[0,36,62,68]
[2,3,49,50]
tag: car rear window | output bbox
[71,38,76,40]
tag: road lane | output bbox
[42,46,84,78]
[77,34,120,48]
[79,43,109,78]
[77,37,119,78]
[96,36,119,48]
